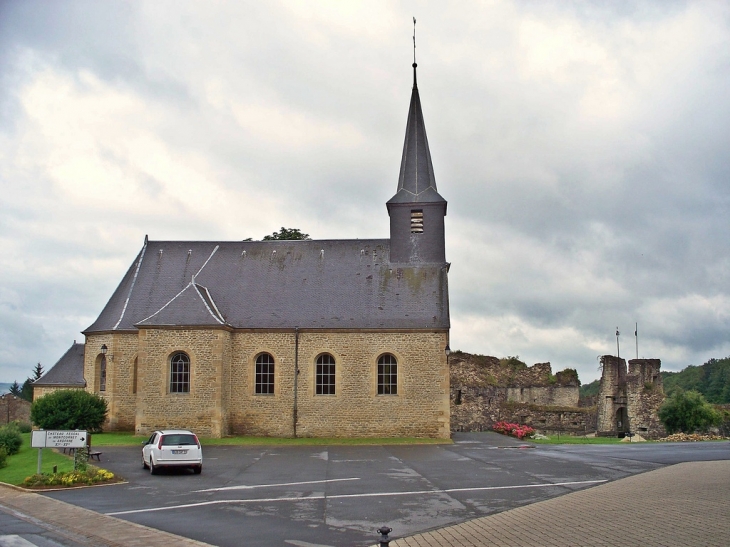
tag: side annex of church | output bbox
[35,61,452,439]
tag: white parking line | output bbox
[0,536,37,547]
[106,479,607,516]
[194,477,360,493]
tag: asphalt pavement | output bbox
[0,433,728,546]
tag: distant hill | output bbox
[579,379,601,399]
[0,383,12,395]
[578,357,730,404]
[662,356,730,403]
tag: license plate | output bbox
[172,450,188,454]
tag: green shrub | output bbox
[11,421,32,433]
[0,423,23,455]
[0,447,7,469]
[717,409,730,437]
[31,390,108,432]
[500,356,528,370]
[658,390,722,434]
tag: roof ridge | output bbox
[138,282,193,325]
[113,239,148,330]
[193,282,225,325]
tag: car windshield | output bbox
[161,434,197,446]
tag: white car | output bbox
[142,430,203,474]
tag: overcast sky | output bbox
[1,1,728,385]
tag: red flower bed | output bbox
[493,421,535,440]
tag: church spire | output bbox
[387,23,445,208]
[387,26,447,265]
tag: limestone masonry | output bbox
[450,352,666,439]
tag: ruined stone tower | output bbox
[597,355,666,438]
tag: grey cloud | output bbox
[1,1,729,385]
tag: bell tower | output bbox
[387,58,447,264]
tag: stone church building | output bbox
[37,62,452,439]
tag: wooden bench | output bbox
[63,434,101,462]
[82,433,101,461]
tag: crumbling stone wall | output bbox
[597,355,627,435]
[0,395,31,425]
[506,386,579,406]
[452,352,664,437]
[450,354,588,434]
[626,359,666,438]
[597,355,666,439]
[500,404,596,435]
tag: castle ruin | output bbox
[450,353,667,439]
[596,356,666,438]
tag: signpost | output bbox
[31,430,88,474]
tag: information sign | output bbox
[31,430,88,449]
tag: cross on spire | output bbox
[413,17,417,65]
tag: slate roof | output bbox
[84,63,450,335]
[387,63,446,206]
[84,239,450,333]
[34,343,86,387]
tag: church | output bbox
[35,61,451,439]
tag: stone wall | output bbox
[501,404,596,435]
[597,355,666,439]
[626,359,666,438]
[85,333,139,432]
[450,386,594,434]
[0,394,31,425]
[506,386,579,407]
[86,328,450,439]
[136,328,226,437]
[32,386,86,400]
[450,355,589,434]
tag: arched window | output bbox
[255,353,275,394]
[315,354,335,395]
[99,355,107,392]
[377,354,398,395]
[170,352,190,393]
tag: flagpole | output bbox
[635,322,638,360]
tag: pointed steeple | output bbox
[387,57,447,265]
[387,62,446,206]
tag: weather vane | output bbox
[413,17,417,64]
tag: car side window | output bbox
[147,433,157,445]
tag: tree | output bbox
[262,227,311,240]
[20,379,34,402]
[13,362,45,402]
[32,362,44,381]
[658,390,721,434]
[31,390,108,432]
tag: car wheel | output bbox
[142,456,149,470]
[150,457,157,475]
[193,465,202,474]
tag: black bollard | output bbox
[377,526,392,546]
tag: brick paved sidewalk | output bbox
[381,460,730,547]
[0,483,213,547]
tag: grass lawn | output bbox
[90,431,452,447]
[529,435,626,445]
[0,433,78,485]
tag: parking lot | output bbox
[37,433,730,547]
